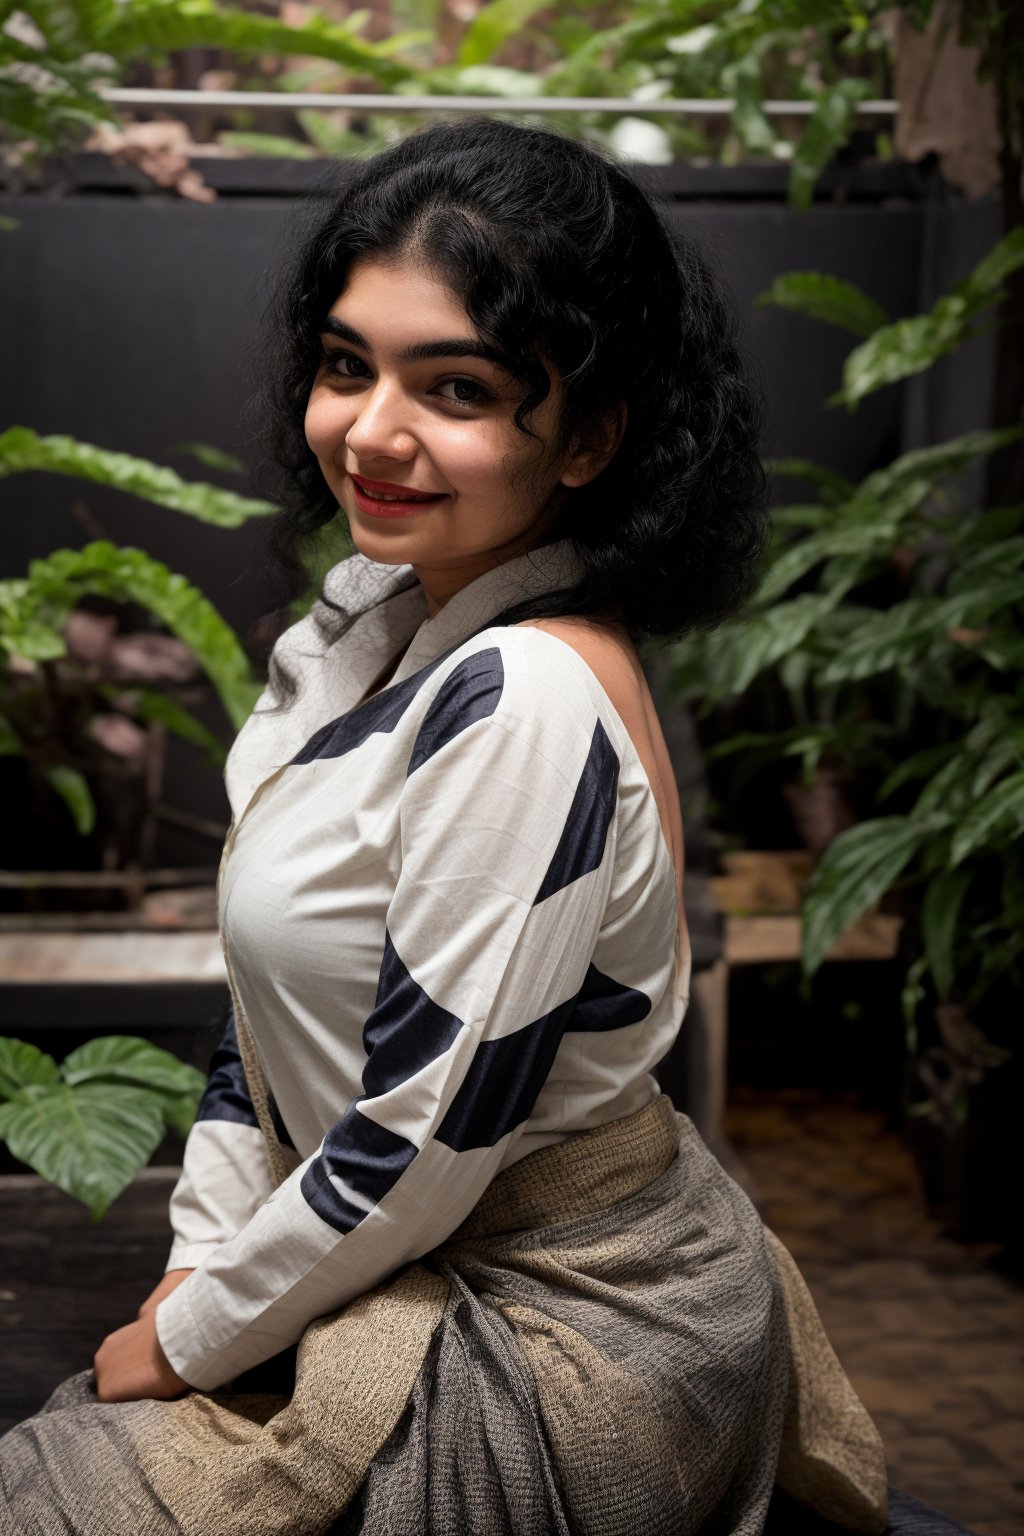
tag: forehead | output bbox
[328,257,474,339]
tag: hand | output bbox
[94,1302,191,1403]
[137,1267,195,1319]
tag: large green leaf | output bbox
[855,428,1024,510]
[0,713,22,755]
[878,743,957,802]
[756,272,888,337]
[458,0,552,67]
[62,1035,206,1100]
[968,730,1024,797]
[95,0,412,85]
[726,48,778,156]
[26,543,259,730]
[0,1038,59,1101]
[921,868,972,999]
[710,591,846,695]
[757,520,896,604]
[44,764,96,835]
[945,533,1024,591]
[949,771,1024,867]
[834,229,1024,406]
[0,1082,165,1219]
[0,428,275,528]
[836,306,975,407]
[768,458,855,504]
[0,578,67,662]
[820,578,1024,685]
[801,815,936,977]
[961,225,1024,306]
[790,78,872,210]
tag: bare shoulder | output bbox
[511,616,643,718]
[513,618,686,894]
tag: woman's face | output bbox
[303,256,586,611]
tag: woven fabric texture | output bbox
[0,1095,886,1536]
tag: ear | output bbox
[559,400,628,488]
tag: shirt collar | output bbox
[386,537,581,687]
[225,537,581,819]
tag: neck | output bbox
[412,532,561,619]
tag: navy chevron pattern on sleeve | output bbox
[534,718,619,903]
[406,648,504,774]
[301,1104,417,1233]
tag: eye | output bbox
[435,376,493,408]
[320,347,371,380]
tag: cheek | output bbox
[435,419,542,505]
[303,389,353,461]
[433,424,506,493]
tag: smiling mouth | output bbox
[348,474,449,519]
[350,474,445,503]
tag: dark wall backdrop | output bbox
[0,160,1003,865]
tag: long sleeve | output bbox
[164,1003,278,1272]
[155,648,621,1390]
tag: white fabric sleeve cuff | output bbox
[164,1240,225,1274]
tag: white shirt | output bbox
[156,538,691,1390]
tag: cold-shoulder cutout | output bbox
[511,617,686,912]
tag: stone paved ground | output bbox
[725,1085,1024,1536]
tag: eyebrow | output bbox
[320,315,505,368]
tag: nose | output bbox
[344,377,417,465]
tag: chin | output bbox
[346,516,424,565]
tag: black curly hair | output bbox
[247,116,768,697]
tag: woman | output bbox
[1,119,889,1535]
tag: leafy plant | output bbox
[671,230,1024,1084]
[0,0,412,163]
[1,0,897,199]
[0,436,268,855]
[0,428,276,529]
[0,1034,205,1218]
[759,228,1024,407]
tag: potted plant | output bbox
[0,428,275,914]
[670,225,1024,1239]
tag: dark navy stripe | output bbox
[195,1007,259,1129]
[267,1090,296,1150]
[406,648,504,776]
[533,718,619,904]
[433,962,649,1152]
[301,1103,417,1233]
[435,996,578,1151]
[362,931,464,1099]
[290,652,451,765]
[565,962,651,1031]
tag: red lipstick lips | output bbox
[349,473,447,519]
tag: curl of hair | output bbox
[244,117,769,704]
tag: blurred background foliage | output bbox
[0,0,1014,208]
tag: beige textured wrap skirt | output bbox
[0,1093,887,1535]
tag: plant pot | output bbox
[902,1040,1020,1245]
[782,769,858,856]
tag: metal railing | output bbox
[101,88,898,117]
